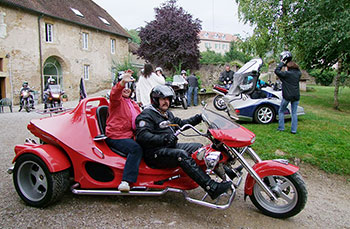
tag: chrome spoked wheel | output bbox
[254,106,275,124]
[250,173,307,218]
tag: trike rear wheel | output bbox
[13,154,69,207]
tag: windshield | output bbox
[48,85,61,93]
[202,109,240,130]
[229,58,263,95]
[173,75,187,83]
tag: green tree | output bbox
[235,0,301,57]
[127,29,141,44]
[224,41,251,63]
[294,0,350,109]
[199,50,225,64]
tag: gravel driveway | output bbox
[1,92,349,228]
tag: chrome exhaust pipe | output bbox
[70,183,236,210]
[7,166,14,174]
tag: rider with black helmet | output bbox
[135,85,232,200]
[19,81,35,111]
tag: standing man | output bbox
[219,64,234,89]
[186,73,199,107]
[275,51,301,134]
[135,85,232,200]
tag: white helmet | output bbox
[155,67,163,73]
[181,70,187,75]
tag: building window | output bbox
[45,23,53,43]
[215,43,221,49]
[84,65,89,80]
[205,42,211,49]
[0,58,3,72]
[214,33,219,39]
[99,16,110,25]
[71,8,84,17]
[83,32,89,50]
[111,39,116,54]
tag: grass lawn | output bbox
[243,85,350,175]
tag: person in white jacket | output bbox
[136,64,165,107]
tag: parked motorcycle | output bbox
[44,84,64,110]
[20,88,35,112]
[8,97,307,218]
[167,75,188,109]
[212,84,228,111]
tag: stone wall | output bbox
[0,6,129,104]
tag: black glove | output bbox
[164,134,178,147]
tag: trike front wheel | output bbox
[249,172,307,218]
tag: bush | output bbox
[308,69,336,86]
[112,57,139,80]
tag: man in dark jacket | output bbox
[274,51,301,134]
[219,64,234,89]
[135,85,231,199]
[186,73,199,106]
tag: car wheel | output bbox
[13,154,69,207]
[254,105,275,124]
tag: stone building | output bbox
[0,0,131,103]
[198,31,239,55]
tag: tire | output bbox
[24,100,30,113]
[13,154,70,208]
[254,105,275,124]
[181,97,188,110]
[213,95,227,111]
[249,172,308,218]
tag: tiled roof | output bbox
[199,31,238,42]
[1,0,130,38]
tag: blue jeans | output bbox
[105,138,143,183]
[187,87,198,106]
[278,98,299,133]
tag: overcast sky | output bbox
[93,0,254,38]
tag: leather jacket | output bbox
[135,105,202,156]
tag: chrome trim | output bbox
[226,146,277,201]
[71,184,236,210]
[245,147,262,163]
[92,146,104,159]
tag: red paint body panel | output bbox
[244,160,299,195]
[209,125,255,147]
[13,143,71,172]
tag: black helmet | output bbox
[22,81,28,87]
[280,51,292,63]
[150,85,175,108]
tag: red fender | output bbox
[13,143,71,173]
[244,160,299,196]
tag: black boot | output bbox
[18,106,22,112]
[179,156,232,200]
[205,180,232,200]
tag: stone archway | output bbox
[43,56,63,88]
